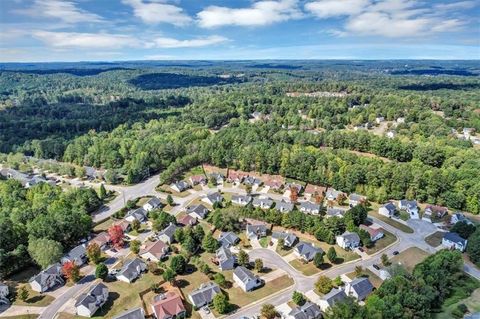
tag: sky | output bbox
[0,0,479,62]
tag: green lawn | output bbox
[6,267,56,307]
[276,245,294,256]
[1,316,38,319]
[390,247,430,272]
[259,236,271,248]
[93,218,114,232]
[365,230,397,255]
[369,210,414,234]
[425,231,445,247]
[289,259,322,276]
[346,269,384,288]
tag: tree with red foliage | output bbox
[62,261,80,282]
[108,224,124,249]
[290,186,298,203]
[314,192,324,204]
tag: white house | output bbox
[300,201,321,215]
[125,207,148,223]
[75,282,108,317]
[318,288,347,312]
[442,232,468,252]
[336,232,360,250]
[379,202,397,217]
[170,180,190,193]
[29,263,64,293]
[345,277,374,300]
[252,197,274,209]
[202,192,223,206]
[116,258,147,283]
[232,195,252,206]
[143,197,162,212]
[359,225,384,242]
[450,213,473,225]
[0,283,9,305]
[398,200,419,219]
[233,266,262,292]
[139,240,169,262]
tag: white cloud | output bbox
[32,31,140,49]
[197,0,303,28]
[435,1,476,10]
[122,0,192,26]
[14,0,104,24]
[305,0,370,18]
[152,35,228,48]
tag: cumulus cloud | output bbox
[197,0,303,28]
[122,0,192,26]
[152,35,228,48]
[14,0,104,24]
[305,0,469,38]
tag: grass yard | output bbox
[5,267,56,307]
[425,231,445,247]
[93,218,114,232]
[158,185,191,198]
[365,230,397,255]
[289,259,322,276]
[346,269,383,288]
[1,316,39,319]
[369,210,414,234]
[276,245,294,256]
[259,236,271,248]
[390,247,430,272]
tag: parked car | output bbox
[373,264,380,270]
[393,251,399,255]
[203,306,210,314]
[358,247,364,252]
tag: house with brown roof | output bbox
[304,184,326,199]
[139,240,169,262]
[176,214,197,227]
[189,175,206,186]
[151,292,186,319]
[263,176,284,190]
[424,205,448,221]
[227,170,248,183]
[359,225,384,242]
[90,232,110,250]
[114,220,132,233]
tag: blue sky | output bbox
[0,0,479,62]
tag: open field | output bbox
[390,247,430,272]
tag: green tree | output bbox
[315,275,333,294]
[99,184,107,199]
[451,221,476,239]
[170,255,186,274]
[467,228,480,266]
[200,263,211,275]
[152,211,176,231]
[182,236,197,255]
[131,219,141,232]
[213,293,230,314]
[162,267,176,284]
[324,297,366,319]
[202,232,219,253]
[130,240,141,254]
[292,291,306,306]
[313,252,324,268]
[381,254,390,266]
[86,242,101,264]
[254,258,264,272]
[237,250,249,266]
[213,273,227,287]
[260,303,278,319]
[18,286,29,302]
[166,195,174,206]
[327,247,337,263]
[28,238,63,269]
[95,263,108,280]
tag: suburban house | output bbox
[209,172,224,185]
[450,213,473,225]
[326,207,347,218]
[375,116,385,124]
[202,192,223,206]
[216,246,236,270]
[112,307,146,319]
[75,282,109,317]
[143,197,162,212]
[318,288,347,311]
[326,189,344,201]
[90,232,111,251]
[151,292,186,319]
[264,177,284,191]
[245,219,269,238]
[0,283,10,305]
[227,170,247,184]
[345,277,374,300]
[188,282,221,309]
[189,175,206,186]
[0,168,48,188]
[379,202,397,217]
[252,197,274,209]
[139,240,169,262]
[294,242,323,262]
[272,231,298,248]
[284,183,303,197]
[299,201,321,215]
[424,205,448,220]
[125,207,148,223]
[176,214,197,227]
[398,200,419,219]
[274,200,294,213]
[288,301,322,319]
[157,223,179,244]
[61,244,87,266]
[232,194,253,206]
[304,184,326,199]
[336,232,361,250]
[359,225,384,242]
[233,266,262,292]
[244,176,262,187]
[442,232,468,252]
[218,232,240,248]
[85,167,105,180]
[29,263,64,293]
[349,193,366,207]
[114,220,132,233]
[116,258,147,283]
[170,181,190,193]
[186,204,209,220]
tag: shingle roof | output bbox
[382,202,397,213]
[274,200,294,212]
[232,194,252,204]
[29,263,63,287]
[117,258,145,281]
[295,242,323,261]
[206,192,223,204]
[186,204,209,219]
[126,207,147,222]
[322,287,347,306]
[288,301,322,319]
[347,277,374,300]
[338,231,360,245]
[146,197,161,207]
[300,201,321,212]
[152,292,185,319]
[272,232,298,246]
[246,224,267,237]
[233,266,256,283]
[188,282,221,308]
[252,197,273,208]
[75,282,108,308]
[216,246,234,264]
[63,244,86,262]
[349,193,365,202]
[443,232,467,246]
[139,240,168,260]
[112,307,145,319]
[218,232,240,247]
[326,207,346,217]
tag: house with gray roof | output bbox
[294,242,323,262]
[209,172,224,185]
[252,197,274,209]
[349,193,365,207]
[125,207,148,223]
[451,213,473,225]
[345,277,374,300]
[188,282,221,309]
[326,207,347,218]
[272,232,298,248]
[442,232,468,252]
[336,231,360,250]
[232,194,253,206]
[29,263,64,293]
[157,223,179,244]
[112,307,145,319]
[399,199,419,219]
[379,202,397,217]
[326,188,344,201]
[218,232,240,248]
[75,282,108,317]
[274,200,294,213]
[143,197,162,212]
[202,192,223,206]
[233,266,262,292]
[116,258,146,283]
[170,180,190,193]
[186,204,209,219]
[0,283,9,305]
[288,301,322,319]
[244,176,262,187]
[246,223,268,239]
[216,246,236,270]
[61,244,87,266]
[299,201,321,215]
[318,288,347,311]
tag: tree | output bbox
[213,273,227,287]
[289,186,298,203]
[314,192,324,204]
[337,193,347,206]
[131,219,141,232]
[255,258,264,272]
[174,228,185,243]
[278,238,285,248]
[18,286,29,302]
[200,263,211,275]
[358,229,372,248]
[62,261,80,282]
[152,211,176,231]
[467,228,480,266]
[28,238,63,269]
[166,195,174,206]
[162,267,176,284]
[108,224,124,249]
[315,275,333,294]
[130,240,141,254]
[213,293,230,314]
[246,184,252,195]
[193,225,205,243]
[333,276,343,287]
[354,266,363,276]
[202,232,219,253]
[86,242,102,264]
[237,250,249,266]
[170,255,186,274]
[451,221,476,239]
[260,303,278,319]
[381,254,391,266]
[313,252,324,268]
[324,297,366,319]
[182,236,197,255]
[327,247,337,263]
[292,291,306,306]
[95,263,108,280]
[99,183,107,199]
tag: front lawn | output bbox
[390,247,430,272]
[259,236,271,248]
[346,269,383,288]
[289,259,322,276]
[425,231,445,247]
[365,230,397,255]
[6,267,56,307]
[369,210,414,234]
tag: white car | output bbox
[202,306,210,314]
